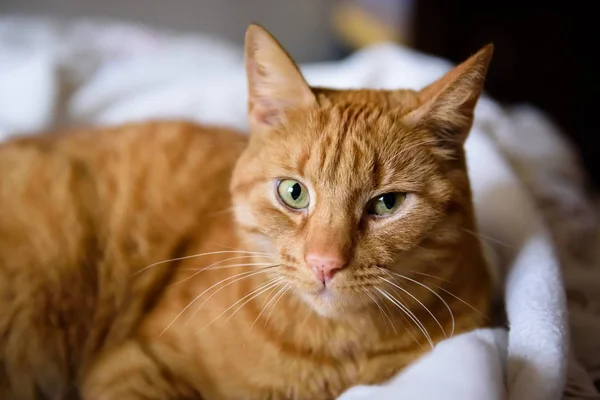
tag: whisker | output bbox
[185,266,280,325]
[431,284,487,319]
[263,284,290,328]
[170,257,273,286]
[406,270,451,283]
[374,289,399,325]
[199,278,285,332]
[211,243,273,255]
[251,285,281,329]
[180,263,274,272]
[365,289,397,334]
[377,288,422,345]
[224,279,285,323]
[136,250,272,275]
[178,263,273,272]
[376,287,433,349]
[377,288,431,349]
[251,283,289,330]
[387,272,456,337]
[380,277,448,338]
[159,268,273,336]
[462,227,512,249]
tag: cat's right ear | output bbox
[245,24,316,130]
[402,44,494,147]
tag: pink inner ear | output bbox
[251,101,284,127]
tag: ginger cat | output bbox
[0,25,494,400]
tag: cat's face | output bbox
[231,25,492,317]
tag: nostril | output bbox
[323,265,342,281]
[306,253,347,283]
[312,265,326,283]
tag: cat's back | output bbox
[0,120,246,222]
[0,121,246,398]
[0,120,247,280]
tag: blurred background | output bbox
[1,0,598,188]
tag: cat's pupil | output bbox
[382,193,396,210]
[289,183,302,200]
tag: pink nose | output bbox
[305,253,347,284]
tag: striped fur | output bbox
[0,25,494,400]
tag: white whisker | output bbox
[199,278,285,332]
[211,243,273,255]
[380,276,447,338]
[430,284,486,319]
[159,268,272,336]
[377,288,421,345]
[366,289,397,334]
[251,283,288,330]
[178,263,273,272]
[462,227,512,249]
[263,284,291,328]
[376,287,433,349]
[406,270,451,283]
[388,272,456,337]
[190,263,274,271]
[136,250,272,275]
[170,257,273,286]
[185,267,280,325]
[225,279,285,324]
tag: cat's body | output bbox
[0,25,493,400]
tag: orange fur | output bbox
[0,25,494,400]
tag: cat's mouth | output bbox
[312,285,335,299]
[298,281,370,317]
[304,291,340,317]
[307,276,343,296]
[281,268,374,316]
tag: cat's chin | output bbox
[299,288,367,318]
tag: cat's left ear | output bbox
[403,44,494,146]
[245,24,316,130]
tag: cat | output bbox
[0,24,494,400]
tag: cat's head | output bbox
[231,25,493,318]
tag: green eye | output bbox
[368,192,406,216]
[277,179,310,209]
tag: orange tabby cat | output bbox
[0,25,493,400]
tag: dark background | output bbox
[412,1,599,187]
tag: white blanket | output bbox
[1,17,600,400]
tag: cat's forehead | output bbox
[314,88,422,115]
[275,90,436,193]
[307,89,426,147]
[305,89,429,152]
